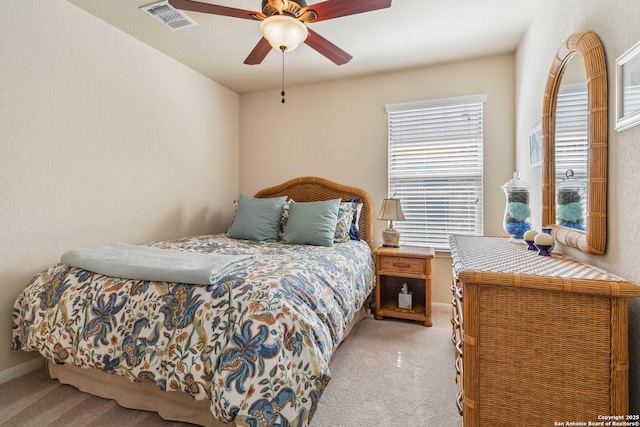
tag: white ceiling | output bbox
[67,0,542,94]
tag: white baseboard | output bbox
[0,357,45,384]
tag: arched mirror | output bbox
[542,31,607,254]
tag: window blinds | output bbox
[555,83,588,183]
[385,94,485,250]
[623,84,640,117]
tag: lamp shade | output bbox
[260,15,308,52]
[378,198,406,221]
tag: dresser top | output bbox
[449,235,640,297]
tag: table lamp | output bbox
[378,198,406,247]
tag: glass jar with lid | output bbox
[556,169,587,230]
[501,172,532,243]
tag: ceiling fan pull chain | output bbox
[281,47,286,104]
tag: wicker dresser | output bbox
[449,235,640,426]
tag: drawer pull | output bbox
[455,356,462,374]
[456,393,464,415]
[392,262,412,269]
[455,339,463,357]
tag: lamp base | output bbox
[382,228,400,247]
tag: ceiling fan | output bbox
[168,0,392,65]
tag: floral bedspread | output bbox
[12,234,375,426]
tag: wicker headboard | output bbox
[254,177,374,249]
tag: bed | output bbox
[11,176,375,427]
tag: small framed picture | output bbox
[528,123,542,167]
[615,39,640,132]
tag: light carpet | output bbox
[311,303,459,427]
[0,303,460,427]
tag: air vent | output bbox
[140,1,197,31]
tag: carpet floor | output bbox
[1,303,460,427]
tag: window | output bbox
[385,94,485,250]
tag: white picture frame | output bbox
[528,123,542,167]
[615,39,640,132]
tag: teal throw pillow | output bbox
[284,199,341,247]
[228,194,287,242]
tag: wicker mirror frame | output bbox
[542,31,607,254]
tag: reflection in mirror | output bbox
[542,31,607,254]
[554,54,588,231]
[621,49,640,119]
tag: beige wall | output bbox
[240,54,517,305]
[0,0,240,375]
[515,0,640,413]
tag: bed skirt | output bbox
[47,305,369,426]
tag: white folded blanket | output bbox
[61,242,253,285]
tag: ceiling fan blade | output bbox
[168,0,261,20]
[306,0,392,22]
[244,38,272,65]
[305,28,352,65]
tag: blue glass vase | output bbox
[556,169,587,231]
[502,172,532,243]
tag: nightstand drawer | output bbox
[379,256,425,275]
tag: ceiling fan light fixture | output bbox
[260,15,308,52]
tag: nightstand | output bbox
[374,245,435,326]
